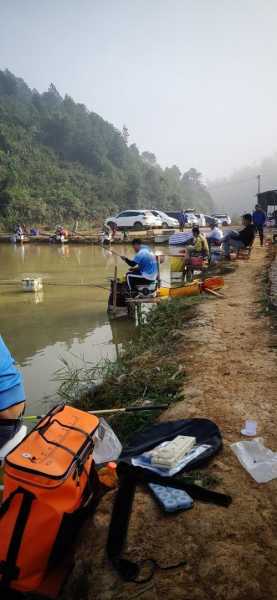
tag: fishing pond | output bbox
[0,243,172,415]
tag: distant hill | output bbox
[207,154,277,217]
[0,69,213,226]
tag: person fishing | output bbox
[55,225,68,240]
[14,224,24,239]
[223,213,255,258]
[121,239,158,294]
[206,219,223,248]
[0,336,26,449]
[253,204,266,246]
[180,225,209,259]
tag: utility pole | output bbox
[257,174,261,195]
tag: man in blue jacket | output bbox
[121,239,158,294]
[253,205,266,246]
[0,336,26,449]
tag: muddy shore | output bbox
[62,241,277,600]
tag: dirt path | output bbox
[65,244,277,600]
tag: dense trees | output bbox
[0,69,214,226]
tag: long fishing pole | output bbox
[44,281,110,290]
[102,246,122,258]
[23,403,169,422]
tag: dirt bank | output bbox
[64,243,277,600]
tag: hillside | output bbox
[0,69,213,226]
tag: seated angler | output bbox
[206,219,223,248]
[0,336,26,450]
[223,213,255,259]
[121,238,158,295]
[179,225,209,259]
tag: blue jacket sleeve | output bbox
[0,337,25,411]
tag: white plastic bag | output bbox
[93,418,122,464]
[231,437,277,483]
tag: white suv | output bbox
[105,210,162,230]
[151,210,179,228]
[212,213,232,226]
[194,213,206,227]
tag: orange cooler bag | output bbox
[0,404,99,593]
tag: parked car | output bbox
[105,210,162,230]
[165,211,198,227]
[184,212,198,226]
[151,210,179,228]
[194,213,206,227]
[211,213,232,226]
[204,214,216,226]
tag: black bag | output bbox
[120,418,222,467]
[107,418,231,582]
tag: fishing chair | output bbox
[236,241,253,260]
[208,241,223,265]
[135,280,158,298]
[185,253,207,282]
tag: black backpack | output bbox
[107,418,232,582]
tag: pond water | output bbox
[0,243,171,415]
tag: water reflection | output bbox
[0,243,166,413]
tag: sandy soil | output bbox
[64,243,277,600]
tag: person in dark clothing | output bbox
[253,205,266,246]
[178,212,187,232]
[223,214,255,258]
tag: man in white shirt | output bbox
[206,220,223,247]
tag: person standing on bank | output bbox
[253,205,266,246]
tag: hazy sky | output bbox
[1,0,277,180]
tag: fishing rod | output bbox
[102,246,122,258]
[23,403,169,422]
[44,281,110,291]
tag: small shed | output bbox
[257,190,277,215]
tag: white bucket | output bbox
[22,277,43,292]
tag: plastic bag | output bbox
[231,437,277,483]
[93,418,122,465]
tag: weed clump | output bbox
[56,297,199,441]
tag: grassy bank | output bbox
[57,297,200,442]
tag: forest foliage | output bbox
[0,69,213,226]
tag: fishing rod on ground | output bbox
[22,403,169,422]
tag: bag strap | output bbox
[36,419,94,463]
[107,463,232,582]
[36,428,76,458]
[0,487,35,587]
[106,466,138,581]
[121,464,232,507]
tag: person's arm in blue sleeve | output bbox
[121,256,137,267]
[0,336,25,418]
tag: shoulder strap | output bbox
[106,464,138,581]
[0,487,35,588]
[107,463,232,582]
